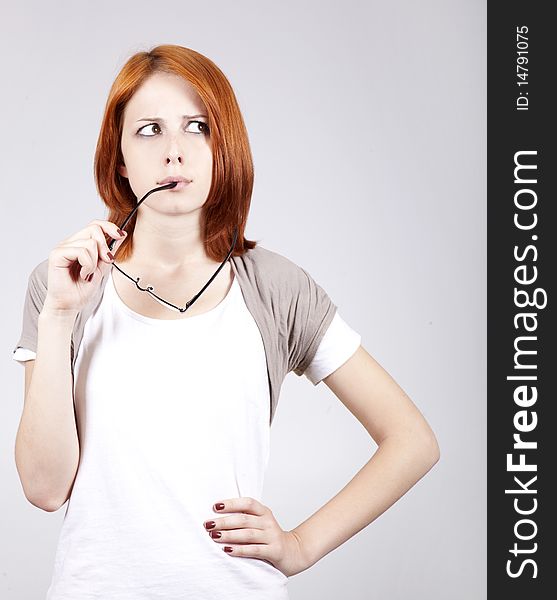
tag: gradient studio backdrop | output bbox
[1,1,486,599]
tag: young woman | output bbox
[13,44,440,599]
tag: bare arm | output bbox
[290,345,441,569]
[14,307,80,512]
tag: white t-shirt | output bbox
[13,268,361,599]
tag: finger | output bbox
[91,219,128,254]
[204,513,262,532]
[212,497,265,517]
[221,543,268,557]
[62,219,126,247]
[54,245,96,281]
[209,527,267,545]
[88,223,124,263]
[107,229,127,257]
[61,224,126,274]
[59,238,99,280]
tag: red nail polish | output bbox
[215,503,225,511]
[210,531,222,539]
[204,521,216,530]
[224,546,233,553]
[87,273,94,282]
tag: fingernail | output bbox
[117,228,126,237]
[224,546,233,553]
[204,521,216,530]
[214,503,225,511]
[107,252,114,261]
[87,273,94,282]
[210,531,222,539]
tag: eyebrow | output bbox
[136,114,208,122]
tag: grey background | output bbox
[1,1,486,598]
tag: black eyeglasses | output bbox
[107,182,239,314]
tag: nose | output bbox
[166,151,183,165]
[165,134,184,164]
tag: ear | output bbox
[118,163,128,178]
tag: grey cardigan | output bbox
[14,244,337,425]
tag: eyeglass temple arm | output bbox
[107,182,177,252]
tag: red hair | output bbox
[94,44,258,262]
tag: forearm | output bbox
[290,432,440,570]
[15,308,81,511]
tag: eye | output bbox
[136,123,162,137]
[185,120,210,135]
[136,120,210,137]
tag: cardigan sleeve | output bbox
[12,259,49,359]
[288,264,338,377]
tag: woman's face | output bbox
[118,71,213,214]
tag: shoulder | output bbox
[28,258,50,290]
[235,245,335,315]
[238,244,313,287]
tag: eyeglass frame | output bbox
[107,182,239,314]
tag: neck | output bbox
[125,210,215,272]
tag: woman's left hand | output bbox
[203,496,309,578]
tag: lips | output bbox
[158,176,192,185]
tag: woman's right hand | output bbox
[42,220,128,314]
